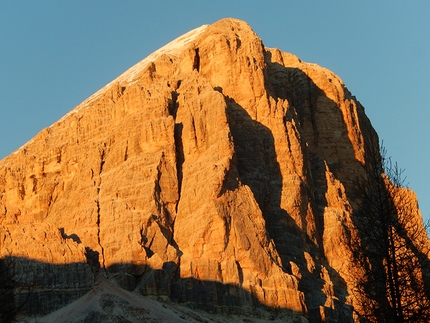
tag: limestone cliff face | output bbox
[0,18,425,322]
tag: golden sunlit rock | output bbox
[1,18,427,322]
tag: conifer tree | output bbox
[349,143,430,323]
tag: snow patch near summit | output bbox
[61,24,209,120]
[12,24,208,156]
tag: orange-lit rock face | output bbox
[0,18,425,321]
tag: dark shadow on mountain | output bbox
[0,257,17,323]
[261,51,430,321]
[219,50,383,321]
[0,256,94,320]
[224,95,353,322]
[170,277,282,318]
[0,256,310,321]
[264,51,372,186]
[58,227,82,244]
[84,246,101,272]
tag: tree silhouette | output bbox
[348,143,430,322]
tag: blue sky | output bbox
[1,2,429,221]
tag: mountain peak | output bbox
[39,18,257,137]
[1,19,427,323]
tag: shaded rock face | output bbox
[0,18,424,322]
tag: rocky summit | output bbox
[0,18,427,323]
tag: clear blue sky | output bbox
[1,2,429,221]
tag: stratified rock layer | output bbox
[0,18,425,322]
